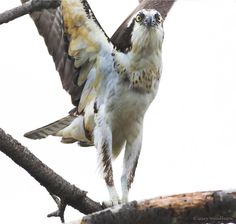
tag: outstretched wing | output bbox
[20,0,110,107]
[61,0,110,65]
[20,0,175,106]
[21,0,79,105]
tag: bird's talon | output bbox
[102,198,121,208]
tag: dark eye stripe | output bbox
[138,12,145,19]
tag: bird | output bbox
[22,0,175,205]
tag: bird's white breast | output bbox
[105,72,159,143]
[93,23,163,155]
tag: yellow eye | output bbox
[155,13,162,23]
[135,14,144,22]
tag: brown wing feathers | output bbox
[21,0,83,106]
[24,115,76,139]
[20,0,175,105]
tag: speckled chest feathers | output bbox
[113,13,164,92]
[113,58,161,92]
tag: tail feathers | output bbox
[24,115,76,140]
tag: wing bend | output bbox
[20,0,175,105]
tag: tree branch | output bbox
[2,1,234,223]
[0,0,60,25]
[71,191,236,224]
[0,128,103,215]
[1,127,236,224]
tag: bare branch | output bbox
[72,191,236,224]
[1,127,236,224]
[0,0,60,25]
[0,128,103,215]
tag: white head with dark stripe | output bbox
[129,9,164,53]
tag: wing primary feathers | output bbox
[21,2,83,106]
[20,0,175,105]
[81,0,110,41]
[24,115,76,140]
[21,0,175,105]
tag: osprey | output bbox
[22,0,175,205]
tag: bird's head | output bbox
[134,9,163,28]
[129,9,164,54]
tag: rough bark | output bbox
[1,126,236,224]
[73,191,236,224]
[0,128,103,214]
[0,0,60,25]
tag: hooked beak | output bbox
[144,16,154,27]
[142,15,162,28]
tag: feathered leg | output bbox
[121,124,143,203]
[94,109,120,206]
